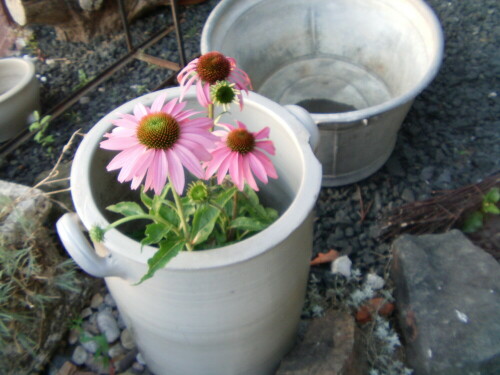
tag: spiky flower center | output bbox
[137,113,180,150]
[187,181,209,204]
[211,81,238,105]
[227,129,255,155]
[197,52,231,84]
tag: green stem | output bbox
[172,187,193,251]
[208,103,214,120]
[227,192,239,241]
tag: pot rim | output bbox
[71,87,322,270]
[0,57,36,102]
[200,0,444,125]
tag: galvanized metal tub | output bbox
[201,0,444,186]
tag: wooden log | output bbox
[4,0,171,42]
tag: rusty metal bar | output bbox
[170,0,187,67]
[136,52,181,71]
[118,0,134,52]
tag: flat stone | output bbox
[391,230,500,375]
[276,310,366,375]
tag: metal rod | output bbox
[170,0,187,67]
[118,0,134,52]
[136,52,181,71]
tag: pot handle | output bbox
[284,104,320,151]
[56,213,129,279]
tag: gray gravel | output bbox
[0,0,498,373]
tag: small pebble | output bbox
[71,345,88,365]
[80,334,99,353]
[90,293,104,309]
[136,352,146,365]
[97,310,121,343]
[81,307,93,319]
[68,328,80,345]
[104,293,117,307]
[121,328,136,350]
[108,342,126,359]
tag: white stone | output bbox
[331,255,352,277]
[366,273,385,290]
[71,345,88,365]
[97,310,120,343]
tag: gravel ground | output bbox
[0,0,499,373]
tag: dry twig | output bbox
[379,172,500,240]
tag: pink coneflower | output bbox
[177,51,252,109]
[100,93,217,195]
[205,121,278,191]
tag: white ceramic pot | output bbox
[0,57,40,142]
[56,87,322,375]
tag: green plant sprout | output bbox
[73,69,93,90]
[70,316,111,367]
[462,187,500,233]
[29,111,54,151]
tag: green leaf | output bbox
[482,202,500,215]
[141,223,169,246]
[158,204,180,227]
[29,122,40,132]
[462,211,484,233]
[107,201,145,217]
[138,239,185,284]
[43,135,54,144]
[238,187,275,223]
[40,115,51,126]
[229,217,267,232]
[484,187,500,204]
[140,188,153,209]
[215,186,238,207]
[191,205,219,245]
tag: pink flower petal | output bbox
[216,151,234,185]
[242,155,259,191]
[206,147,231,178]
[152,151,168,195]
[174,144,204,178]
[177,139,212,161]
[247,152,269,184]
[229,153,244,190]
[165,149,185,195]
[255,140,276,155]
[151,92,167,112]
[134,103,148,119]
[112,117,138,129]
[254,127,270,140]
[252,149,278,179]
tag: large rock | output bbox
[276,310,367,375]
[0,179,102,374]
[392,230,500,375]
[0,179,51,244]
